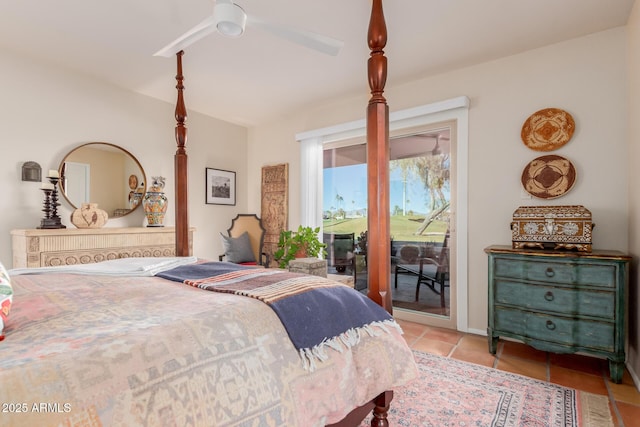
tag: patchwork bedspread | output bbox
[1,268,417,427]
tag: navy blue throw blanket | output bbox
[156,262,399,370]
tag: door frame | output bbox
[297,96,470,332]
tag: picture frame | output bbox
[206,168,236,205]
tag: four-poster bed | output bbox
[169,1,399,424]
[0,1,415,426]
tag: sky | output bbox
[323,163,433,215]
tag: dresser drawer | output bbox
[494,279,615,318]
[493,257,616,287]
[495,307,614,352]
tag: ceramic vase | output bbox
[143,176,168,227]
[70,203,108,229]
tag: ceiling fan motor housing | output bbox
[215,2,247,37]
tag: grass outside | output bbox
[323,215,448,244]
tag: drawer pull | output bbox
[546,320,556,330]
[545,267,555,277]
[544,291,554,301]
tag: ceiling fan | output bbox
[154,0,344,57]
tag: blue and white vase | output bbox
[143,176,168,227]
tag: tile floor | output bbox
[397,319,640,427]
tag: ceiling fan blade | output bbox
[153,15,217,57]
[247,16,343,56]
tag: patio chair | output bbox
[393,232,449,307]
[415,242,449,307]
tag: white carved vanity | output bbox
[11,227,194,268]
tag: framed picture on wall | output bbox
[206,168,236,205]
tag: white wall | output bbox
[0,49,248,267]
[247,28,630,333]
[626,1,640,384]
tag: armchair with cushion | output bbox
[219,214,269,266]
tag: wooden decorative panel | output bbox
[261,163,288,267]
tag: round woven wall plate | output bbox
[521,108,575,151]
[521,154,576,199]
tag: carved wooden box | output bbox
[510,205,593,252]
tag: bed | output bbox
[2,258,416,426]
[0,1,413,426]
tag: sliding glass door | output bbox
[298,96,469,331]
[323,124,454,325]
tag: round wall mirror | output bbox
[58,142,147,218]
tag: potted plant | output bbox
[273,225,327,269]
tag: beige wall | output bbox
[247,28,630,335]
[627,1,640,385]
[1,49,248,267]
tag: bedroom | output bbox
[1,0,639,423]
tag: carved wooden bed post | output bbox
[366,0,392,314]
[174,51,190,256]
[365,4,395,420]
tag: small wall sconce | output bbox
[22,161,42,182]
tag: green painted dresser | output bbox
[485,245,631,383]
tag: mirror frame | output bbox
[58,142,147,218]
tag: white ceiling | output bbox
[0,0,634,127]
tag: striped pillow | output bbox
[0,262,13,341]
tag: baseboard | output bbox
[626,362,640,392]
[467,327,486,336]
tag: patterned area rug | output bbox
[361,350,613,427]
